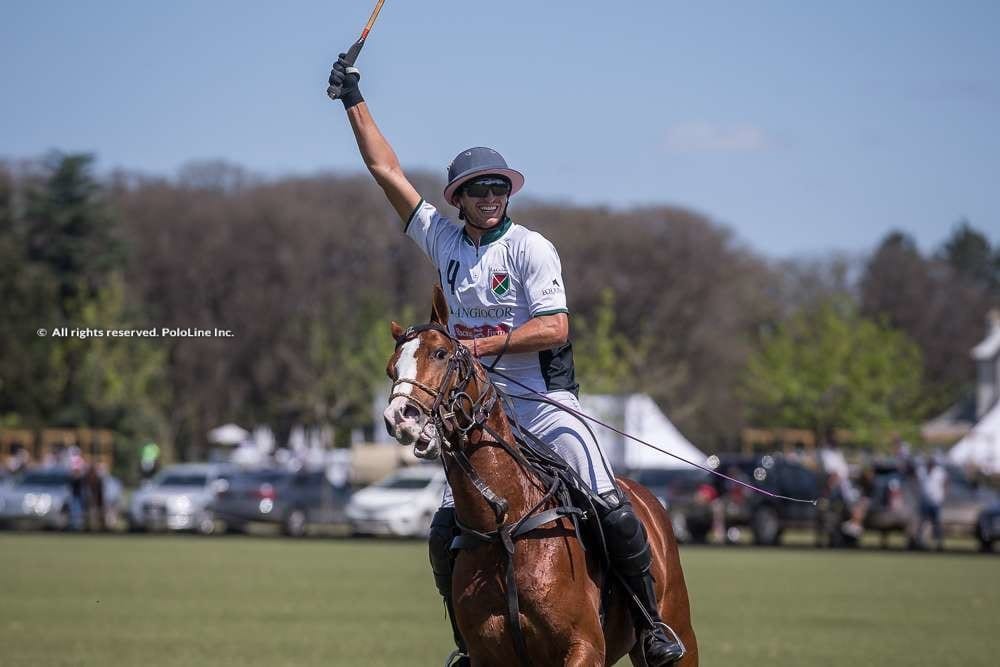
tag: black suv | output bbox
[710,454,826,546]
[630,468,714,543]
[211,469,350,537]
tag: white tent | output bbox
[252,425,276,454]
[207,423,249,446]
[579,394,707,471]
[949,400,1000,474]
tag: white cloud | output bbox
[664,122,775,153]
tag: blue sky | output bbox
[2,1,997,257]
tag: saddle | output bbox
[450,405,612,547]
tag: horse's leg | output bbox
[555,576,606,666]
[564,639,604,667]
[619,478,700,667]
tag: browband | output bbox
[394,322,452,348]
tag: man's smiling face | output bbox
[456,175,511,229]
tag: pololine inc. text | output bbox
[46,328,234,339]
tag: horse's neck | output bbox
[447,406,544,532]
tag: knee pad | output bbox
[428,507,457,596]
[600,500,653,577]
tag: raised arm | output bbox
[329,56,420,223]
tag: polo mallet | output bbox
[327,0,386,101]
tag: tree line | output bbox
[1,153,997,473]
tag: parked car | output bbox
[976,501,1000,552]
[346,465,446,538]
[0,467,124,530]
[937,464,997,539]
[128,463,234,534]
[630,467,714,543]
[709,454,828,546]
[861,461,996,548]
[212,468,351,536]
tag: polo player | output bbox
[329,55,685,667]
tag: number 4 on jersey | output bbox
[443,260,459,295]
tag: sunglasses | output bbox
[462,177,511,198]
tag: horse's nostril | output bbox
[403,404,421,420]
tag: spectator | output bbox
[710,465,748,544]
[916,455,947,550]
[5,443,30,474]
[819,432,862,537]
[854,464,875,531]
[67,447,86,531]
[84,462,106,531]
[139,441,160,480]
[891,433,914,475]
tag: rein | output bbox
[489,368,819,506]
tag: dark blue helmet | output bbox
[444,147,524,205]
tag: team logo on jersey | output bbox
[490,272,510,297]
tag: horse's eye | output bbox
[434,348,447,360]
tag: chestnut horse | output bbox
[384,288,698,666]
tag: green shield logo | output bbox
[491,272,510,297]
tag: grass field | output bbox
[1,533,998,667]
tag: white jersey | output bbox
[405,199,578,396]
[917,464,947,506]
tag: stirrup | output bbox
[642,621,686,665]
[652,621,684,648]
[444,648,470,667]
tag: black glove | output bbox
[327,53,363,109]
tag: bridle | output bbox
[389,322,520,532]
[389,323,499,449]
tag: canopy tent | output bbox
[949,400,1000,474]
[207,423,249,446]
[579,394,707,471]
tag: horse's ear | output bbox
[390,321,404,341]
[430,283,449,326]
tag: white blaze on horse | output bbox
[384,336,444,458]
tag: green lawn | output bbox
[1,533,998,666]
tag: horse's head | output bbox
[383,284,490,460]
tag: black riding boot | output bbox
[599,490,685,667]
[429,508,470,667]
